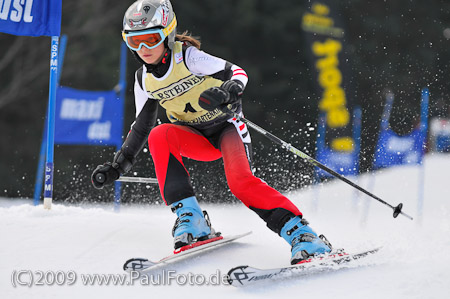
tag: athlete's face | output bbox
[137,42,166,65]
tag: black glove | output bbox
[199,86,229,111]
[198,80,243,111]
[111,149,134,174]
[221,80,244,100]
[91,150,135,189]
[91,162,120,189]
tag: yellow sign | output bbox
[302,2,354,152]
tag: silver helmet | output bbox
[122,0,177,50]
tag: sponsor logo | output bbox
[313,38,353,151]
[143,5,151,14]
[151,75,204,103]
[129,18,147,28]
[60,97,104,121]
[185,109,223,124]
[174,51,183,64]
[87,122,111,140]
[386,136,415,153]
[0,0,34,23]
[161,0,170,26]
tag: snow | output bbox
[1,154,450,298]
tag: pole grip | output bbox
[95,173,106,184]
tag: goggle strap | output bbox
[162,15,177,37]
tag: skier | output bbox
[91,0,331,265]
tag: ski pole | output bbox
[223,108,413,220]
[95,173,158,184]
[117,176,158,184]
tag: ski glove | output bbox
[91,150,135,189]
[91,162,120,189]
[221,79,244,98]
[198,80,243,111]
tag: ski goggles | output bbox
[122,16,177,51]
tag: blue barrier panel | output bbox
[373,88,429,169]
[316,107,362,178]
[54,87,123,147]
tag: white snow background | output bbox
[1,154,449,299]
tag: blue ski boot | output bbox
[281,216,332,264]
[171,196,217,249]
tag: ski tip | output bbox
[123,258,151,272]
[227,265,249,286]
[226,246,383,286]
[370,246,383,253]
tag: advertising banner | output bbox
[0,0,61,36]
[54,86,123,147]
[302,1,355,154]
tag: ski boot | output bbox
[281,216,332,265]
[171,196,219,249]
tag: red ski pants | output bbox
[148,123,302,233]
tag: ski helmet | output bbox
[122,0,177,50]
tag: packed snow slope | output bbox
[1,154,449,299]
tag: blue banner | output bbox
[316,107,361,178]
[54,86,124,147]
[430,118,450,152]
[316,148,359,177]
[0,0,62,36]
[373,128,424,168]
[373,88,429,169]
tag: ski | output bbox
[227,247,381,287]
[123,231,252,273]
